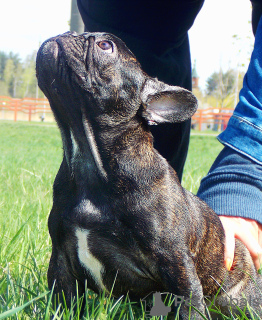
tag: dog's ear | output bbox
[140,78,198,125]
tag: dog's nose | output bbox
[61,31,79,37]
[81,33,96,47]
[81,32,92,39]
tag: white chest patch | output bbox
[75,228,106,291]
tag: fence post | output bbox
[199,110,203,131]
[28,105,32,121]
[14,100,18,122]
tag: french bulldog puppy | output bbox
[36,32,262,319]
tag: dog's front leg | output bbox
[48,248,85,312]
[159,253,207,320]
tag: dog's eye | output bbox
[97,41,113,53]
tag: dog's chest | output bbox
[75,228,107,291]
[74,221,160,297]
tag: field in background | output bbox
[0,121,224,319]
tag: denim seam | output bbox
[201,170,262,184]
[232,114,262,132]
[217,137,262,166]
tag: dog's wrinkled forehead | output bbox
[36,31,142,92]
[60,32,138,66]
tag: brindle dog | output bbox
[36,32,262,319]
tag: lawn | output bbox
[0,121,226,319]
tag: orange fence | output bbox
[0,96,53,122]
[192,108,234,131]
[0,96,234,130]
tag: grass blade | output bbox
[0,291,48,319]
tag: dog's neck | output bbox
[59,114,155,193]
[59,117,108,186]
[82,117,108,181]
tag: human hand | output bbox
[219,216,262,272]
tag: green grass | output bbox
[0,121,61,319]
[0,121,254,319]
[182,132,223,193]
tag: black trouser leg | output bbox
[251,0,262,35]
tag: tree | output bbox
[3,59,15,96]
[206,69,240,109]
[19,51,38,98]
[70,0,84,33]
[0,50,46,98]
[0,80,8,96]
[3,58,23,97]
[0,52,8,81]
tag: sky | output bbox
[188,0,254,89]
[1,0,254,90]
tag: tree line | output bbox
[0,51,45,99]
[0,49,244,109]
[193,68,245,110]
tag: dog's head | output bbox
[36,32,197,129]
[36,32,197,181]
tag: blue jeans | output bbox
[197,17,262,224]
